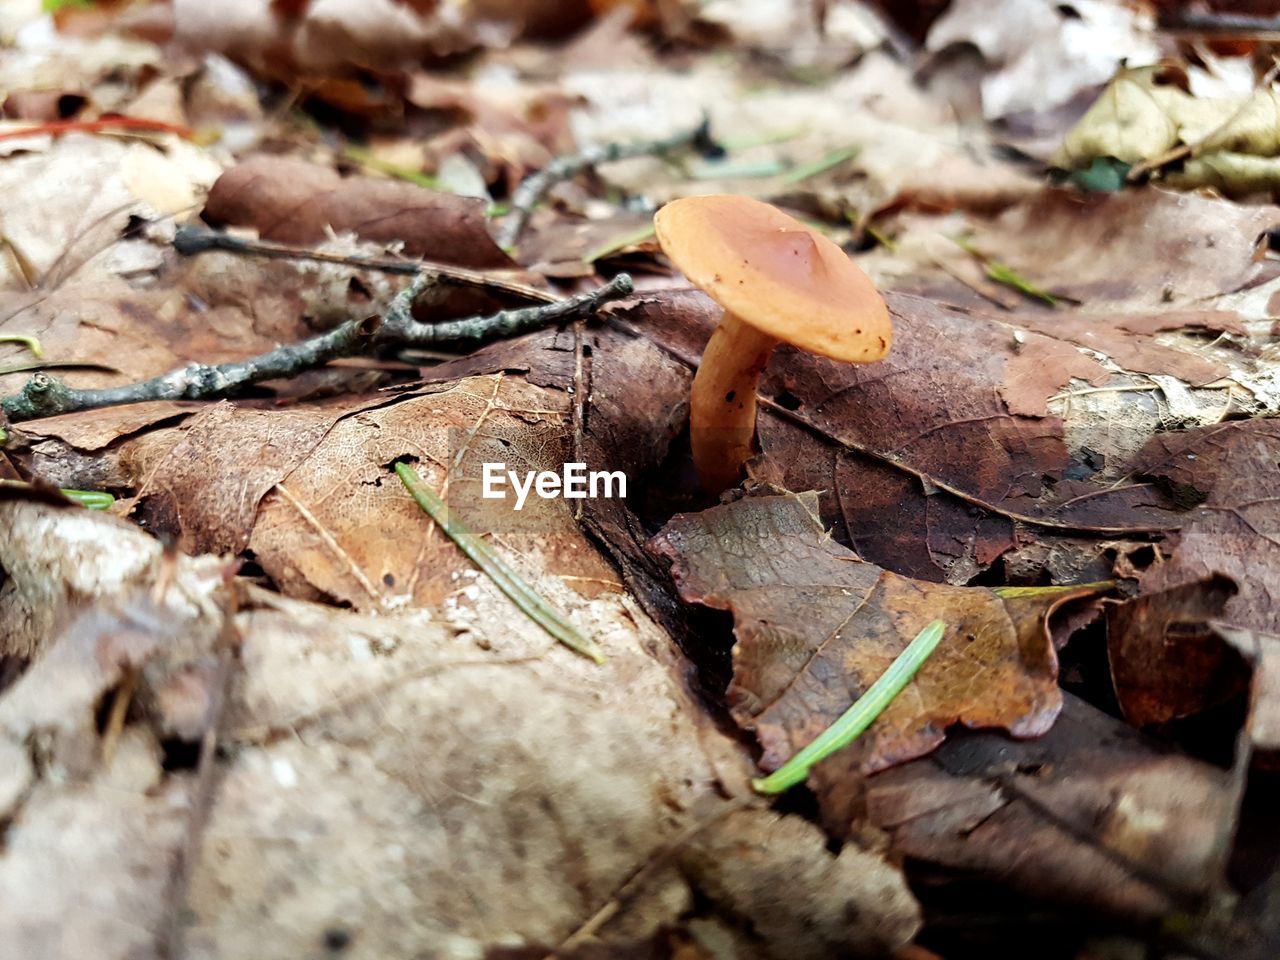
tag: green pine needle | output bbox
[0,334,43,359]
[752,619,947,794]
[60,488,115,510]
[395,463,606,665]
[781,145,861,185]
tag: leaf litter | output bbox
[1,1,1280,957]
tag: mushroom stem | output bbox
[690,311,780,492]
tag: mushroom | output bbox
[653,194,892,493]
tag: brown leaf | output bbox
[619,288,1189,580]
[1106,574,1250,727]
[129,400,347,554]
[867,692,1241,919]
[202,156,514,268]
[960,188,1279,310]
[1136,419,1280,634]
[0,484,920,958]
[239,376,618,611]
[869,187,1280,324]
[647,493,1067,775]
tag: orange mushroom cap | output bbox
[653,194,892,361]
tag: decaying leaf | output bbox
[648,492,1073,777]
[677,807,920,960]
[129,399,348,555]
[1056,63,1280,196]
[867,692,1241,919]
[0,488,922,959]
[1215,623,1280,762]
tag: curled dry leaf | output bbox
[202,156,514,268]
[648,493,1074,777]
[1106,574,1250,727]
[1056,63,1280,195]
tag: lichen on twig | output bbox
[0,273,633,422]
[496,115,716,251]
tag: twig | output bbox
[752,620,947,794]
[0,273,633,422]
[496,116,715,250]
[395,462,606,664]
[1158,9,1280,38]
[0,115,196,143]
[174,226,557,304]
[157,579,242,960]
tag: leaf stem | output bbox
[752,619,947,794]
[395,463,606,664]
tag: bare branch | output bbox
[174,227,556,304]
[496,116,714,251]
[1,274,633,423]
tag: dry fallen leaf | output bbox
[202,156,515,267]
[1107,574,1250,727]
[0,493,922,959]
[1056,62,1280,195]
[927,0,1158,121]
[867,691,1241,919]
[1136,419,1280,635]
[648,492,1072,777]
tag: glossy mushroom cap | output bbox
[653,194,892,361]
